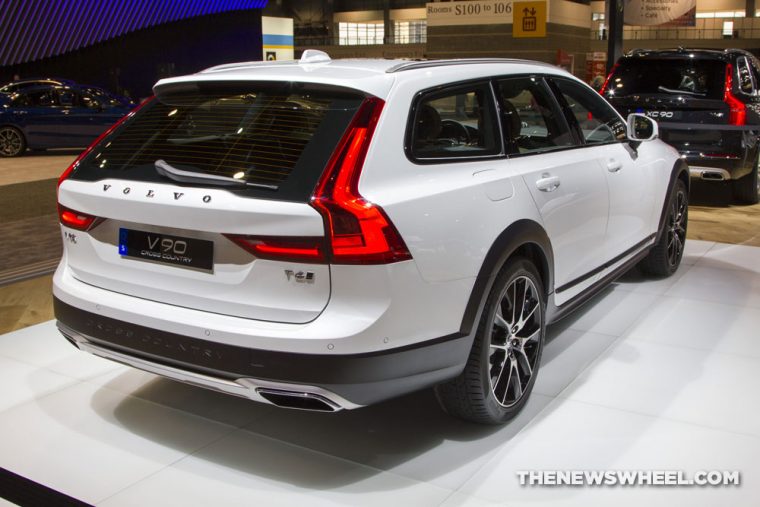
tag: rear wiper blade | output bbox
[154,159,278,190]
[166,132,238,145]
[657,85,706,97]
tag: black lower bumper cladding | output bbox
[53,297,470,405]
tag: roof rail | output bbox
[627,47,741,57]
[386,58,559,73]
[201,60,296,73]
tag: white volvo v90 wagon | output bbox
[54,51,688,424]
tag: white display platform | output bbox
[1,240,759,506]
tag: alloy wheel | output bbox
[667,188,687,267]
[0,127,23,157]
[488,275,542,408]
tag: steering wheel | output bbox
[585,121,614,142]
[439,119,471,144]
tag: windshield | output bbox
[604,58,726,99]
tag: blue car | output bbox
[0,83,133,157]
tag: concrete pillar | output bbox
[606,0,623,74]
[325,0,334,44]
[383,0,392,44]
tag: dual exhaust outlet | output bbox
[256,388,340,412]
[700,171,727,181]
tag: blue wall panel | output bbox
[0,0,268,66]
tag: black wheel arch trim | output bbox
[458,219,554,337]
[656,158,690,245]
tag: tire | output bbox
[639,178,688,277]
[435,257,545,425]
[732,157,759,204]
[0,126,26,157]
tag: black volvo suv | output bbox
[602,48,760,204]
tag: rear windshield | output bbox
[604,58,726,100]
[70,81,364,201]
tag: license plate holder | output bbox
[119,228,214,272]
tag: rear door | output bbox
[496,76,609,305]
[59,82,365,324]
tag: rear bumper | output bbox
[681,153,747,180]
[660,128,758,181]
[53,296,471,408]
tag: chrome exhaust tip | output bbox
[256,388,340,412]
[701,171,726,181]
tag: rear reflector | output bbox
[311,97,412,265]
[58,206,101,231]
[225,235,326,263]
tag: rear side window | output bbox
[409,83,501,160]
[605,58,726,99]
[70,82,364,202]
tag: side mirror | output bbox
[626,113,658,141]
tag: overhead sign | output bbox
[426,1,515,26]
[513,1,547,37]
[624,0,696,26]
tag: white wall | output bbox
[549,0,591,28]
[390,8,427,21]
[697,0,745,10]
[334,11,384,23]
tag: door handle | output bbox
[536,174,560,192]
[607,159,623,172]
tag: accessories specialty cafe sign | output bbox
[624,0,696,26]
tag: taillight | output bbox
[58,205,100,231]
[224,235,325,263]
[724,63,746,126]
[57,96,155,193]
[311,97,412,265]
[599,63,619,96]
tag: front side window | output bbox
[497,77,574,155]
[12,89,56,107]
[410,84,501,160]
[552,78,627,144]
